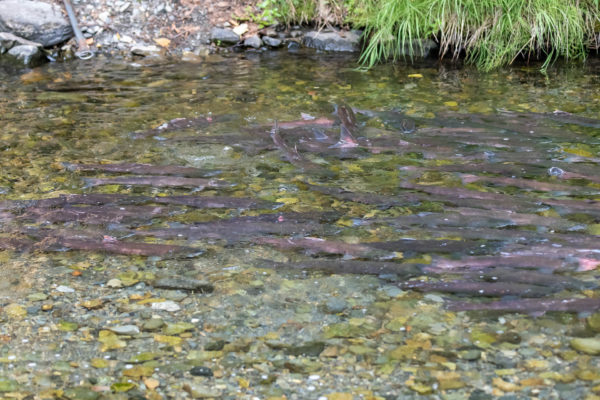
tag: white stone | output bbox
[106,278,123,288]
[108,325,140,335]
[233,23,248,36]
[151,300,181,312]
[55,285,75,293]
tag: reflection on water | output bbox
[0,52,599,397]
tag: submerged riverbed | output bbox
[0,52,599,399]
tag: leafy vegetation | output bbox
[257,0,600,70]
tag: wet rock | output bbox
[4,303,27,319]
[324,297,348,314]
[492,353,517,368]
[131,44,162,57]
[151,300,181,312]
[210,27,239,45]
[164,321,195,335]
[303,30,361,52]
[188,350,224,362]
[548,166,565,177]
[164,290,189,301]
[0,377,18,392]
[152,277,214,293]
[518,347,538,358]
[497,331,521,344]
[106,278,123,288]
[27,292,47,302]
[459,349,482,361]
[205,339,226,351]
[469,389,494,400]
[287,40,300,50]
[286,341,325,357]
[107,325,140,335]
[6,44,45,66]
[571,337,600,355]
[141,318,165,331]
[0,32,41,54]
[182,383,222,398]
[0,0,72,47]
[284,358,322,373]
[244,35,262,49]
[63,387,100,400]
[587,312,600,332]
[190,366,213,377]
[56,285,75,293]
[263,36,282,48]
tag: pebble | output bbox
[469,389,493,400]
[587,312,600,332]
[107,325,140,335]
[106,279,123,288]
[424,293,444,303]
[548,166,565,177]
[182,383,222,398]
[56,285,75,293]
[205,339,226,351]
[190,366,213,377]
[151,301,181,312]
[142,318,165,331]
[152,277,214,293]
[210,27,239,45]
[570,337,600,355]
[4,304,27,319]
[130,44,162,56]
[493,353,517,369]
[232,23,248,36]
[262,36,282,47]
[27,292,47,301]
[324,297,348,314]
[244,35,262,49]
[459,349,482,361]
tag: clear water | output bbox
[0,52,599,398]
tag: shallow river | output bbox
[0,52,599,399]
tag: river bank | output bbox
[1,0,598,71]
[0,0,376,67]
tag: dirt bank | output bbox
[54,0,261,58]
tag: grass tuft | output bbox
[265,0,600,70]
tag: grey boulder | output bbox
[303,30,362,52]
[0,0,72,47]
[262,36,282,48]
[243,35,262,49]
[0,31,42,54]
[131,44,162,57]
[6,44,44,66]
[210,27,239,45]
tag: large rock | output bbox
[131,44,162,57]
[0,32,42,54]
[243,35,262,49]
[262,36,282,48]
[303,30,362,52]
[210,27,239,45]
[0,0,72,47]
[6,44,45,66]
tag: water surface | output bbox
[0,52,599,398]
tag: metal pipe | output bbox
[63,0,94,60]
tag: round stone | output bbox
[190,366,213,377]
